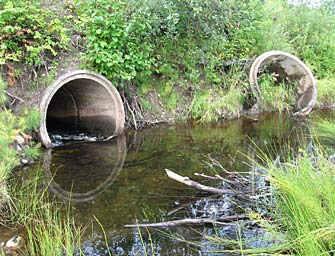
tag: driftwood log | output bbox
[165,169,235,195]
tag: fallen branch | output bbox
[194,172,220,180]
[6,91,24,103]
[165,169,235,195]
[124,214,249,228]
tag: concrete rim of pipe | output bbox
[39,70,125,148]
[249,50,317,116]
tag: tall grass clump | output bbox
[262,147,335,254]
[191,69,247,122]
[258,73,296,112]
[10,168,83,255]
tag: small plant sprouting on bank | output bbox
[20,108,41,132]
[191,69,247,122]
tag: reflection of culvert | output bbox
[43,135,127,203]
[39,70,125,148]
[249,51,317,116]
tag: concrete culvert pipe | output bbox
[39,70,125,148]
[249,51,317,116]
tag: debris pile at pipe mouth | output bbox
[49,132,111,147]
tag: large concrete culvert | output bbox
[249,51,317,116]
[40,70,125,148]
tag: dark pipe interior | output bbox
[46,78,117,135]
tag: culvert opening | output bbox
[40,71,125,148]
[249,51,317,116]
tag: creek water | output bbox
[19,111,334,255]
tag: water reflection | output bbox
[43,135,127,203]
[40,113,313,255]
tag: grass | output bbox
[316,77,335,108]
[258,73,296,113]
[23,143,41,160]
[312,118,335,138]
[10,167,83,255]
[0,110,20,205]
[264,149,335,255]
[191,68,247,122]
[179,130,335,255]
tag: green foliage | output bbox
[0,110,20,181]
[76,0,335,119]
[267,0,335,78]
[258,73,296,112]
[191,68,247,122]
[0,78,7,106]
[20,108,41,132]
[191,86,245,122]
[77,0,155,84]
[316,78,335,107]
[0,0,69,66]
[23,143,41,160]
[0,80,41,203]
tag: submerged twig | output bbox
[124,214,249,228]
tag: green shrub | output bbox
[77,0,155,84]
[23,143,41,160]
[0,0,69,67]
[191,86,245,122]
[191,68,247,122]
[0,78,7,106]
[0,110,19,181]
[273,1,335,78]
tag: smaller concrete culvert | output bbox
[249,51,317,116]
[39,70,125,148]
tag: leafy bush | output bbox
[0,0,69,67]
[77,0,155,84]
[266,1,335,78]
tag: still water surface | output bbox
[33,112,330,254]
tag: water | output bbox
[20,112,321,254]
